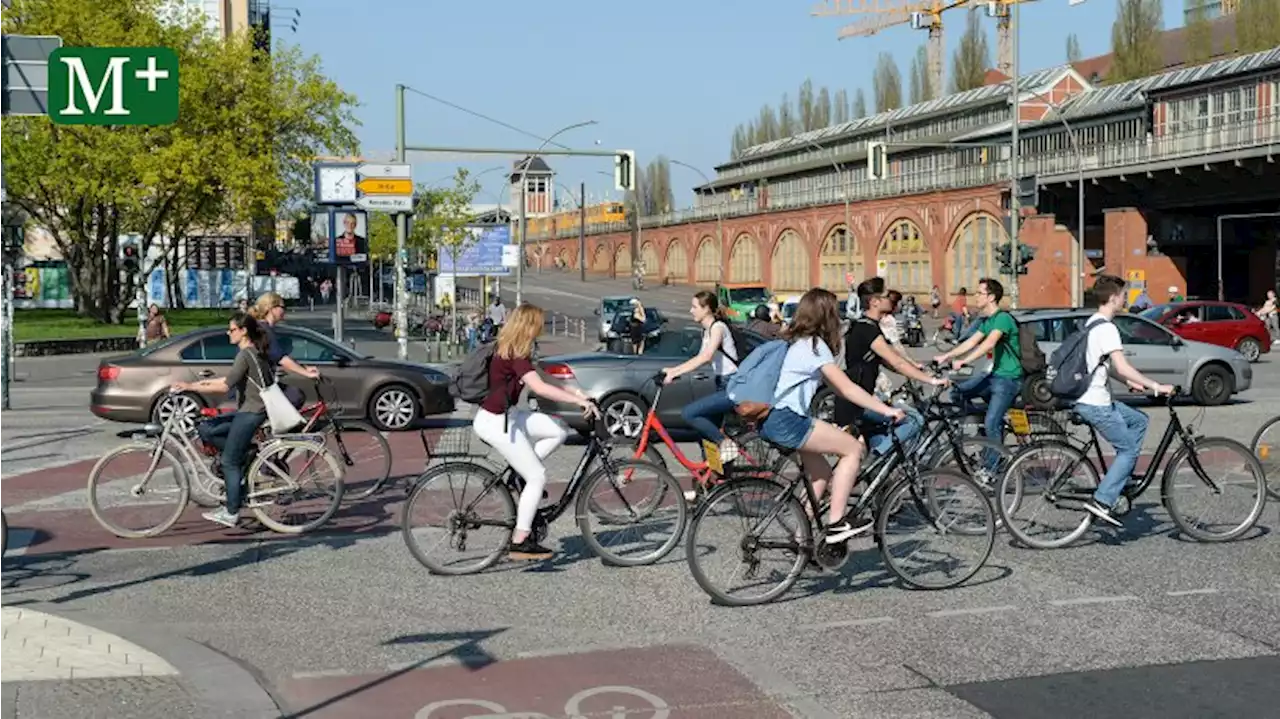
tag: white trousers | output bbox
[472,408,569,532]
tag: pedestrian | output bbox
[1257,289,1279,344]
[145,304,170,344]
[929,285,941,319]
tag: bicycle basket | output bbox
[429,427,476,458]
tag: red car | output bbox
[1140,301,1271,362]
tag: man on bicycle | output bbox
[1072,274,1173,526]
[933,278,1020,446]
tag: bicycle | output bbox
[1248,414,1280,500]
[685,419,997,606]
[998,386,1268,548]
[400,404,688,574]
[87,390,346,538]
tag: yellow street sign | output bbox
[357,178,412,195]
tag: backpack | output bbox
[450,341,496,404]
[1046,318,1112,400]
[724,340,801,422]
[721,320,753,366]
[1017,320,1047,374]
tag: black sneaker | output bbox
[508,539,554,561]
[1082,498,1123,527]
[824,515,873,544]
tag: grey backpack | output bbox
[450,341,496,404]
[1047,318,1111,400]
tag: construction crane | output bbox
[812,0,1031,99]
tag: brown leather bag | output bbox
[734,401,773,422]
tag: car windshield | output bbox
[1140,304,1174,321]
[728,287,769,304]
[601,298,633,316]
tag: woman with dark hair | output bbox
[759,288,905,544]
[172,313,274,528]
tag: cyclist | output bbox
[1073,274,1173,526]
[747,304,781,339]
[933,277,1021,447]
[758,288,905,543]
[250,292,319,409]
[835,278,944,455]
[471,303,599,561]
[173,312,273,528]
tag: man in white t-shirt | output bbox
[1073,274,1175,527]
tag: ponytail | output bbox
[230,312,270,356]
[693,290,726,322]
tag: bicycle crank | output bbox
[812,541,850,571]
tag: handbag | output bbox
[248,355,306,433]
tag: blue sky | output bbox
[285,0,1191,208]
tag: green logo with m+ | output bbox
[48,47,179,126]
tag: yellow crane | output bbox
[812,0,1031,99]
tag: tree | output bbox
[730,123,751,159]
[1186,1,1213,65]
[917,45,935,102]
[951,9,991,93]
[1066,33,1082,63]
[814,86,832,128]
[424,169,481,331]
[853,89,868,118]
[778,93,797,137]
[872,53,903,113]
[1235,0,1280,54]
[366,181,438,259]
[754,104,779,144]
[1,0,357,322]
[1109,0,1164,83]
[797,79,816,131]
[833,88,850,124]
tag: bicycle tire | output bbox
[924,436,1011,534]
[1161,436,1267,542]
[1248,415,1280,500]
[584,438,671,521]
[321,419,393,501]
[247,440,345,534]
[401,462,514,575]
[684,477,810,606]
[876,467,995,590]
[998,440,1098,549]
[575,459,687,567]
[87,442,190,539]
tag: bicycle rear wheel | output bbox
[402,462,514,575]
[876,468,995,590]
[926,436,1011,535]
[997,441,1098,549]
[576,459,686,566]
[1162,437,1267,542]
[247,440,344,534]
[684,478,810,606]
[87,441,190,539]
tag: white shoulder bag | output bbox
[248,354,305,433]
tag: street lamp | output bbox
[668,159,722,285]
[803,140,852,290]
[516,120,598,305]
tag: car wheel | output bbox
[1191,364,1233,406]
[598,392,648,439]
[152,392,205,434]
[1022,372,1054,410]
[1235,337,1262,363]
[810,388,835,423]
[369,384,418,431]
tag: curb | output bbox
[20,603,282,718]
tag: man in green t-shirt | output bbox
[934,277,1022,445]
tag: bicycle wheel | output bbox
[246,440,345,534]
[998,441,1098,549]
[925,436,1011,534]
[1162,437,1267,542]
[576,459,686,567]
[320,419,393,501]
[402,462,515,575]
[87,442,190,539]
[684,478,810,606]
[585,438,671,522]
[1249,415,1280,500]
[876,468,995,589]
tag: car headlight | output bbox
[422,371,450,385]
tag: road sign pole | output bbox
[2,259,12,411]
[516,174,525,306]
[394,84,408,361]
[136,283,146,349]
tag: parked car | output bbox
[1139,301,1271,363]
[595,295,638,342]
[533,327,770,438]
[604,307,669,353]
[90,324,455,432]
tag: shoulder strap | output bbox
[712,321,740,366]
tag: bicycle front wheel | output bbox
[876,468,995,590]
[576,459,686,567]
[402,462,515,575]
[1162,436,1267,542]
[321,419,393,501]
[1249,415,1280,500]
[926,436,1012,535]
[87,441,190,539]
[247,440,345,534]
[997,441,1098,550]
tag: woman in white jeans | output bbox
[472,303,599,561]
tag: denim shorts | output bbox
[759,407,815,451]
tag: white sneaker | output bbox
[202,508,240,528]
[719,438,740,464]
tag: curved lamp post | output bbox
[668,159,722,285]
[804,140,852,291]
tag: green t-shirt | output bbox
[980,311,1023,380]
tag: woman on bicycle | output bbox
[250,292,319,408]
[472,303,600,561]
[174,313,274,528]
[759,288,905,544]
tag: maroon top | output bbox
[480,354,536,415]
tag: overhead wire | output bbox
[400,85,574,151]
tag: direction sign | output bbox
[356,195,413,212]
[357,177,412,195]
[2,34,62,116]
[357,163,411,179]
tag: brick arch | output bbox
[940,197,1007,244]
[728,233,762,284]
[665,237,689,283]
[870,208,932,253]
[946,211,1007,295]
[875,217,931,296]
[592,244,611,272]
[771,228,809,294]
[615,243,632,273]
[819,223,862,292]
[639,240,659,277]
[694,235,720,285]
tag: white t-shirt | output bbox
[702,321,738,377]
[774,337,835,415]
[1077,313,1123,407]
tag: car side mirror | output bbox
[593,308,600,316]
[1170,335,1183,346]
[336,355,351,367]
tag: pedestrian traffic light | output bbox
[868,141,887,181]
[121,244,140,275]
[614,150,635,192]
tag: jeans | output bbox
[681,377,735,444]
[196,410,266,515]
[1073,401,1149,507]
[862,407,924,456]
[954,372,1021,470]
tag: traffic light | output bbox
[614,150,635,192]
[121,244,140,275]
[1015,175,1039,209]
[867,141,887,181]
[995,243,1014,275]
[1017,243,1036,275]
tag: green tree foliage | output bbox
[951,9,991,93]
[424,169,480,328]
[873,53,903,112]
[640,157,674,216]
[1235,0,1280,54]
[814,86,832,128]
[1066,33,1082,63]
[909,45,935,104]
[366,182,439,260]
[1186,1,1214,66]
[728,80,851,156]
[778,93,797,137]
[1,0,357,322]
[833,88,850,124]
[1109,0,1164,83]
[853,89,868,118]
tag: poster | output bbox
[148,269,166,305]
[331,210,368,265]
[185,269,200,304]
[218,269,234,304]
[310,211,331,263]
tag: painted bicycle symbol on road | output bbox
[415,684,671,719]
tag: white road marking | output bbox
[1166,588,1220,597]
[802,616,896,630]
[1048,594,1139,607]
[925,604,1018,618]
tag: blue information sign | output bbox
[436,225,512,277]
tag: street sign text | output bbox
[48,47,178,126]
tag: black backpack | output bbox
[1047,318,1112,400]
[717,320,752,366]
[1017,320,1047,374]
[450,341,495,404]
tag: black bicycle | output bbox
[400,406,687,574]
[685,420,997,606]
[998,386,1268,548]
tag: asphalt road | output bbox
[3,276,1280,719]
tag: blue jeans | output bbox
[681,377,734,444]
[1073,401,1149,507]
[197,411,266,515]
[862,407,924,456]
[954,371,1020,443]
